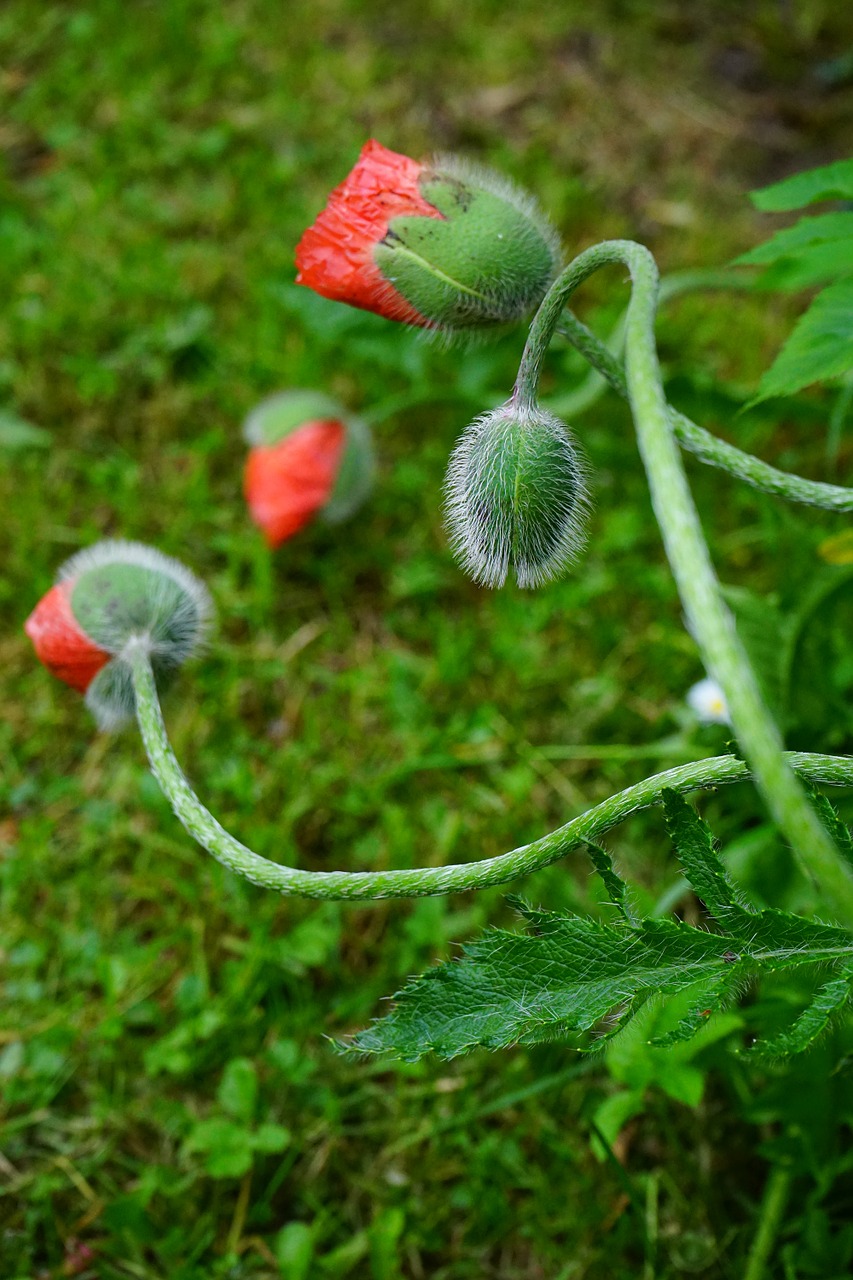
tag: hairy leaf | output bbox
[809,790,853,873]
[750,159,853,212]
[585,842,636,923]
[661,790,750,922]
[748,970,853,1059]
[348,796,853,1061]
[345,897,851,1060]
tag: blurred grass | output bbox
[2,1,853,1277]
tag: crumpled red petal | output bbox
[295,139,441,325]
[25,580,111,693]
[244,418,346,547]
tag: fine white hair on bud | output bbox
[444,403,591,589]
[59,540,213,729]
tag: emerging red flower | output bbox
[295,139,441,326]
[244,418,347,547]
[295,141,561,334]
[25,580,111,693]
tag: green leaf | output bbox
[183,1118,254,1179]
[660,791,750,923]
[751,279,853,404]
[649,971,741,1047]
[733,213,853,266]
[750,159,853,211]
[344,894,851,1061]
[251,1122,291,1154]
[590,1088,645,1159]
[217,1057,258,1123]
[275,1222,315,1280]
[749,240,853,292]
[809,790,853,873]
[348,791,853,1061]
[585,842,636,922]
[748,970,853,1059]
[205,1144,254,1179]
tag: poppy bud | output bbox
[295,140,560,334]
[444,402,590,589]
[243,390,374,547]
[25,541,212,728]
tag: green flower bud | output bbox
[26,541,213,729]
[375,157,561,332]
[444,403,590,588]
[296,141,561,336]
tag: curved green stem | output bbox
[515,241,853,924]
[547,267,751,421]
[555,309,853,512]
[128,641,853,903]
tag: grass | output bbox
[2,1,853,1276]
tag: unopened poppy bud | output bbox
[25,541,212,728]
[295,140,560,334]
[444,403,590,589]
[243,390,374,548]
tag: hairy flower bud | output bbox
[444,403,590,589]
[25,541,212,728]
[243,390,374,547]
[295,140,560,334]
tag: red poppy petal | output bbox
[244,419,346,547]
[25,580,111,693]
[295,140,441,325]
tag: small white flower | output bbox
[687,677,731,726]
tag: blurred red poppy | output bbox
[244,418,347,547]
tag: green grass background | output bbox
[2,2,853,1276]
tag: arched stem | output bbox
[554,308,853,512]
[129,641,853,904]
[515,240,853,923]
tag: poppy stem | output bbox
[552,307,853,512]
[516,240,853,924]
[128,637,853,903]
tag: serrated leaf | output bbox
[586,842,636,922]
[751,279,853,404]
[344,898,852,1061]
[733,213,853,266]
[748,970,853,1059]
[809,790,853,873]
[649,970,741,1047]
[660,791,750,923]
[750,241,853,292]
[751,159,853,212]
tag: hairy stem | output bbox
[129,641,853,903]
[555,309,853,512]
[548,267,750,421]
[516,240,853,924]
